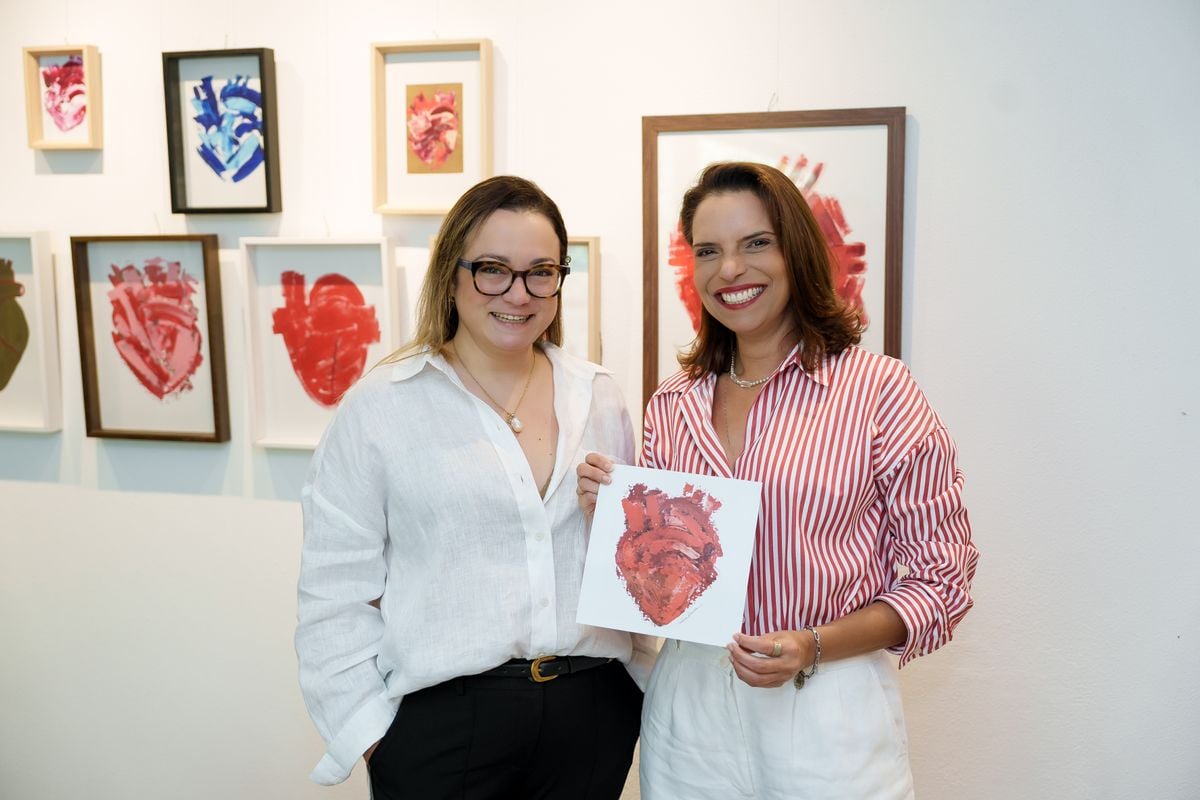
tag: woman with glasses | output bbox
[296,176,652,798]
[577,162,978,798]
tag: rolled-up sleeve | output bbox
[295,393,396,784]
[872,368,978,667]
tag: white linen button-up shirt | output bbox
[295,343,656,785]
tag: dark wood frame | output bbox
[70,235,230,442]
[162,48,281,214]
[641,107,906,407]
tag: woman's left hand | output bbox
[727,630,814,688]
[574,452,615,518]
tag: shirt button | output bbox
[534,531,545,541]
[540,598,550,608]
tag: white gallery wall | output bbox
[2,1,1198,798]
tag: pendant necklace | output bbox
[457,351,536,434]
[728,345,774,389]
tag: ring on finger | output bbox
[771,639,782,658]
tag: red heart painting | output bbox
[107,259,204,400]
[615,482,724,626]
[271,271,381,408]
[0,258,30,391]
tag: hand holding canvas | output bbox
[575,451,614,517]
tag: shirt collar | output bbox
[387,348,446,383]
[778,344,832,387]
[673,342,832,398]
[387,342,610,383]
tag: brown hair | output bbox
[381,175,568,364]
[677,161,861,377]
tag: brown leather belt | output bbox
[481,655,614,683]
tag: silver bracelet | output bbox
[793,626,822,690]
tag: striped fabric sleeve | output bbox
[874,416,978,666]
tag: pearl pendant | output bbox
[508,414,524,433]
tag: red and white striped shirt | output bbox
[643,345,978,666]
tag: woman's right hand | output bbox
[575,452,615,518]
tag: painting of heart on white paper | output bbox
[577,465,762,646]
[70,235,229,442]
[241,239,398,448]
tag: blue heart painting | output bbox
[190,75,265,183]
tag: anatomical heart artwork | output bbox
[0,234,61,432]
[643,108,905,405]
[405,83,463,173]
[162,49,281,212]
[22,45,103,149]
[70,235,229,441]
[372,40,492,214]
[242,239,396,448]
[577,465,762,646]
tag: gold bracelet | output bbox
[793,626,821,690]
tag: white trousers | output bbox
[639,641,915,800]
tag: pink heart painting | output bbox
[41,55,87,132]
[405,83,463,174]
[107,259,204,400]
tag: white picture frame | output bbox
[561,237,601,364]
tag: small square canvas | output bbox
[577,465,762,646]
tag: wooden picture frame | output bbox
[70,235,230,442]
[562,236,602,364]
[642,107,906,406]
[241,238,397,448]
[371,39,493,215]
[22,45,103,150]
[0,233,62,432]
[163,48,281,213]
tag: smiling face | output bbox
[690,190,794,349]
[452,208,562,357]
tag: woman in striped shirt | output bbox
[578,161,978,798]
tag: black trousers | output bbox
[367,660,643,800]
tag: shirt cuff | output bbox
[877,581,948,668]
[308,693,400,786]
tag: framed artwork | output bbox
[642,107,906,406]
[0,233,62,432]
[577,465,762,646]
[162,48,281,213]
[560,237,601,363]
[241,238,397,448]
[22,45,103,150]
[70,235,230,442]
[371,40,493,215]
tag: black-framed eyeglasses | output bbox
[456,258,571,298]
